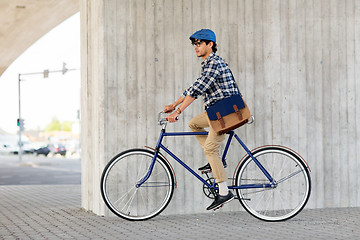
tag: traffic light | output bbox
[62,62,68,75]
[17,118,24,131]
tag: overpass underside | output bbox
[0,0,79,76]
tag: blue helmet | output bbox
[189,29,216,43]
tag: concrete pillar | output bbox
[80,0,105,215]
[81,0,360,216]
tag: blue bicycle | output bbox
[101,112,311,221]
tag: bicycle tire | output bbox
[235,146,311,221]
[101,148,175,221]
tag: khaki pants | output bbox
[188,111,227,183]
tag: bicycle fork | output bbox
[135,133,165,188]
[136,131,166,188]
[135,151,160,188]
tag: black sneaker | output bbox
[206,191,234,211]
[198,162,227,171]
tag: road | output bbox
[0,154,81,185]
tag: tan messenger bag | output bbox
[206,94,251,135]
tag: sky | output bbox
[0,13,80,134]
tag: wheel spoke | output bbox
[121,187,138,214]
[277,169,304,184]
[113,185,136,206]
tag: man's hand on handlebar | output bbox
[166,111,180,123]
[164,104,179,122]
[164,105,175,113]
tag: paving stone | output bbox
[1,185,360,239]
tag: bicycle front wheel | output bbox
[235,146,311,221]
[101,148,174,221]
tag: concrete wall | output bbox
[81,0,360,216]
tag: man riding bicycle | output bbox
[165,29,240,210]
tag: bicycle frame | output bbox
[137,127,276,191]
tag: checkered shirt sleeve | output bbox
[182,53,240,108]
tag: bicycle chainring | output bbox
[202,178,218,199]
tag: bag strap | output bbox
[233,105,243,121]
[228,69,242,97]
[216,112,225,128]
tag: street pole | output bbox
[17,62,78,163]
[18,71,41,163]
[18,74,22,162]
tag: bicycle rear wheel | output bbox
[101,148,174,221]
[235,146,311,221]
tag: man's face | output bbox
[192,39,213,60]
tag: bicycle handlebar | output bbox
[158,111,179,126]
[159,111,254,126]
[158,112,168,125]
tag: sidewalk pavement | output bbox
[1,184,360,240]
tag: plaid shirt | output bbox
[182,52,240,108]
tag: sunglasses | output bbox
[191,41,204,47]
